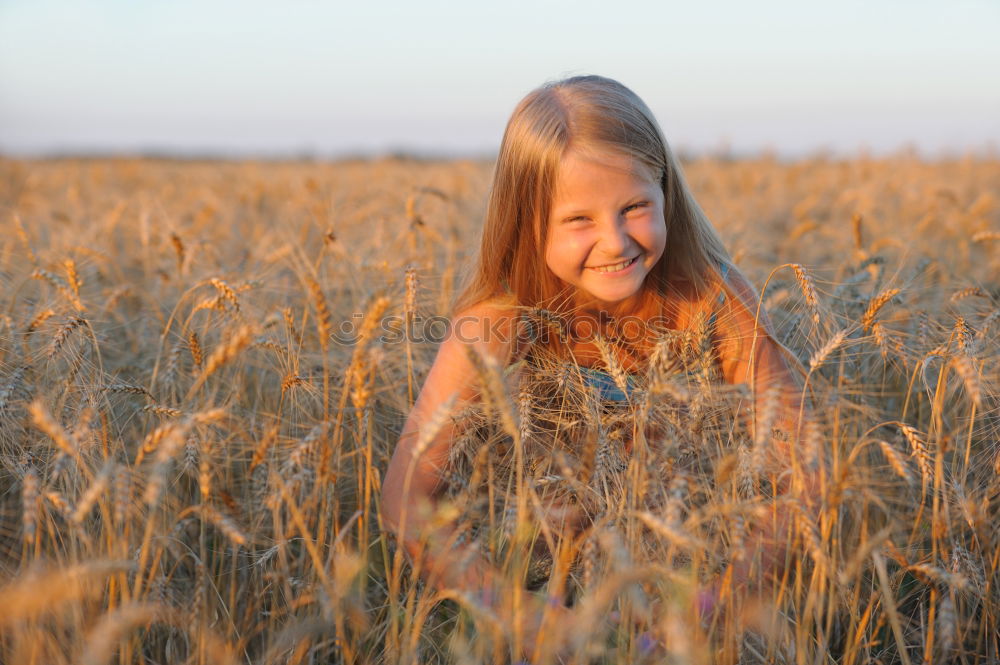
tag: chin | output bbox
[591,288,641,307]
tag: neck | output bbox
[572,289,649,320]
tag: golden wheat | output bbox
[1,155,997,665]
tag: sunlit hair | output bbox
[453,74,732,318]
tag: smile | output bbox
[586,255,639,274]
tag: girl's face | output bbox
[544,147,666,311]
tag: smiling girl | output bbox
[380,75,808,659]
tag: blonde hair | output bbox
[453,74,731,317]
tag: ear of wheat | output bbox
[188,331,204,369]
[465,346,518,442]
[950,355,981,406]
[791,264,820,323]
[593,335,630,401]
[170,231,185,272]
[210,278,241,312]
[306,277,331,352]
[186,325,254,398]
[862,288,900,332]
[809,329,848,371]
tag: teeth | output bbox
[591,257,635,273]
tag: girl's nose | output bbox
[597,216,630,255]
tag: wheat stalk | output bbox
[351,349,373,410]
[48,315,86,358]
[193,296,225,314]
[29,400,83,466]
[950,286,988,303]
[0,561,133,626]
[112,465,130,528]
[907,563,968,591]
[170,231,185,273]
[950,355,981,406]
[753,385,781,476]
[102,383,153,399]
[809,328,848,371]
[971,230,1000,243]
[21,470,39,544]
[952,316,975,353]
[282,306,301,344]
[187,325,254,398]
[135,422,180,466]
[792,502,828,569]
[142,404,182,418]
[63,258,83,309]
[80,603,159,665]
[465,346,518,441]
[45,490,71,517]
[31,268,76,306]
[892,422,933,485]
[634,510,706,551]
[71,463,114,524]
[210,278,241,312]
[871,322,894,359]
[202,504,248,546]
[876,440,913,483]
[250,423,280,471]
[791,264,820,323]
[593,335,631,401]
[13,213,38,266]
[517,386,533,443]
[404,266,418,319]
[306,277,331,352]
[0,365,27,412]
[935,594,957,660]
[142,411,223,507]
[26,308,55,335]
[198,439,211,502]
[188,331,204,369]
[862,288,900,332]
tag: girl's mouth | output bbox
[587,255,639,274]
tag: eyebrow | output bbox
[554,196,650,217]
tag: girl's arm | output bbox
[380,302,516,601]
[710,267,822,592]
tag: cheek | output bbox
[544,235,568,276]
[546,230,590,267]
[637,219,667,258]
[653,210,668,255]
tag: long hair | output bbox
[453,75,732,321]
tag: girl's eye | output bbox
[624,202,648,214]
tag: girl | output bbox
[381,75,809,657]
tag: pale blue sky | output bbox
[1,0,998,157]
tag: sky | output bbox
[1,0,998,159]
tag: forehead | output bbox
[551,147,659,202]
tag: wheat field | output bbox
[0,153,998,664]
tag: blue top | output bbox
[578,364,639,402]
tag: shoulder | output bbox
[420,298,520,398]
[719,264,759,309]
[667,263,749,331]
[712,265,803,385]
[448,297,521,363]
